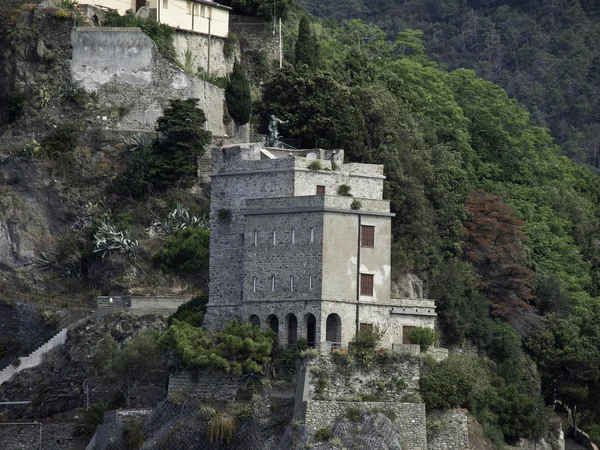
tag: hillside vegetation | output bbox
[257,11,600,445]
[296,0,600,169]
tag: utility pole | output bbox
[207,14,212,75]
[279,17,282,69]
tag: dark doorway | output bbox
[249,315,260,327]
[136,0,146,11]
[267,314,279,334]
[326,313,342,348]
[306,314,316,347]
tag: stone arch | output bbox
[306,313,317,348]
[249,314,260,327]
[267,314,279,336]
[326,313,342,347]
[286,313,298,346]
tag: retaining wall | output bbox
[0,419,78,450]
[71,28,227,136]
[426,409,469,450]
[305,400,427,450]
[168,371,244,401]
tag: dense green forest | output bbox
[253,9,600,445]
[295,0,600,169]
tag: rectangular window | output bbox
[271,276,275,292]
[361,225,375,248]
[193,3,199,15]
[316,185,326,196]
[403,326,416,345]
[200,4,206,17]
[360,273,374,296]
[186,1,192,14]
[253,277,257,292]
[290,275,294,291]
[309,275,313,290]
[291,228,295,245]
[310,227,314,243]
[254,230,258,246]
[162,0,168,8]
[360,323,373,333]
[273,230,277,245]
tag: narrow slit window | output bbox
[361,225,375,248]
[253,277,257,292]
[272,276,275,292]
[254,230,258,246]
[290,275,294,291]
[309,275,313,291]
[162,0,168,8]
[273,230,277,245]
[360,273,374,296]
[316,185,326,196]
[310,227,314,243]
[291,228,295,245]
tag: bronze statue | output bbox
[266,115,288,147]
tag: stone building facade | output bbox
[204,143,437,348]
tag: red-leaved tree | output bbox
[463,193,534,317]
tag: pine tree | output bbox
[225,60,252,126]
[295,15,319,68]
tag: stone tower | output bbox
[203,144,436,349]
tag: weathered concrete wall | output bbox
[71,28,226,135]
[0,420,78,450]
[305,401,427,450]
[168,371,244,401]
[173,31,238,77]
[427,409,469,450]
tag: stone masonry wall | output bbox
[173,31,238,78]
[308,353,420,402]
[305,401,427,450]
[71,28,227,135]
[426,409,469,450]
[0,420,77,450]
[168,371,244,401]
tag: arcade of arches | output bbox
[247,313,342,348]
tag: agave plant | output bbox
[149,203,209,236]
[34,252,82,279]
[93,221,139,260]
[126,133,154,152]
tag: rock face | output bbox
[0,159,71,274]
[391,273,424,299]
[0,313,167,419]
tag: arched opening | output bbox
[249,315,260,327]
[326,314,342,349]
[286,314,298,346]
[306,314,316,348]
[267,314,279,336]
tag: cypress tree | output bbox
[225,60,252,126]
[152,98,212,189]
[295,15,319,68]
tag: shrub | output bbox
[159,318,275,375]
[307,160,323,171]
[207,414,238,444]
[152,227,210,274]
[74,402,106,436]
[41,122,79,166]
[110,147,153,199]
[350,199,362,210]
[7,89,26,122]
[223,33,238,59]
[274,347,297,373]
[54,8,71,19]
[21,137,42,158]
[314,427,333,442]
[299,348,318,359]
[168,294,208,326]
[407,327,436,352]
[337,184,352,196]
[346,407,361,423]
[349,326,384,368]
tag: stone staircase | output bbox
[0,327,68,385]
